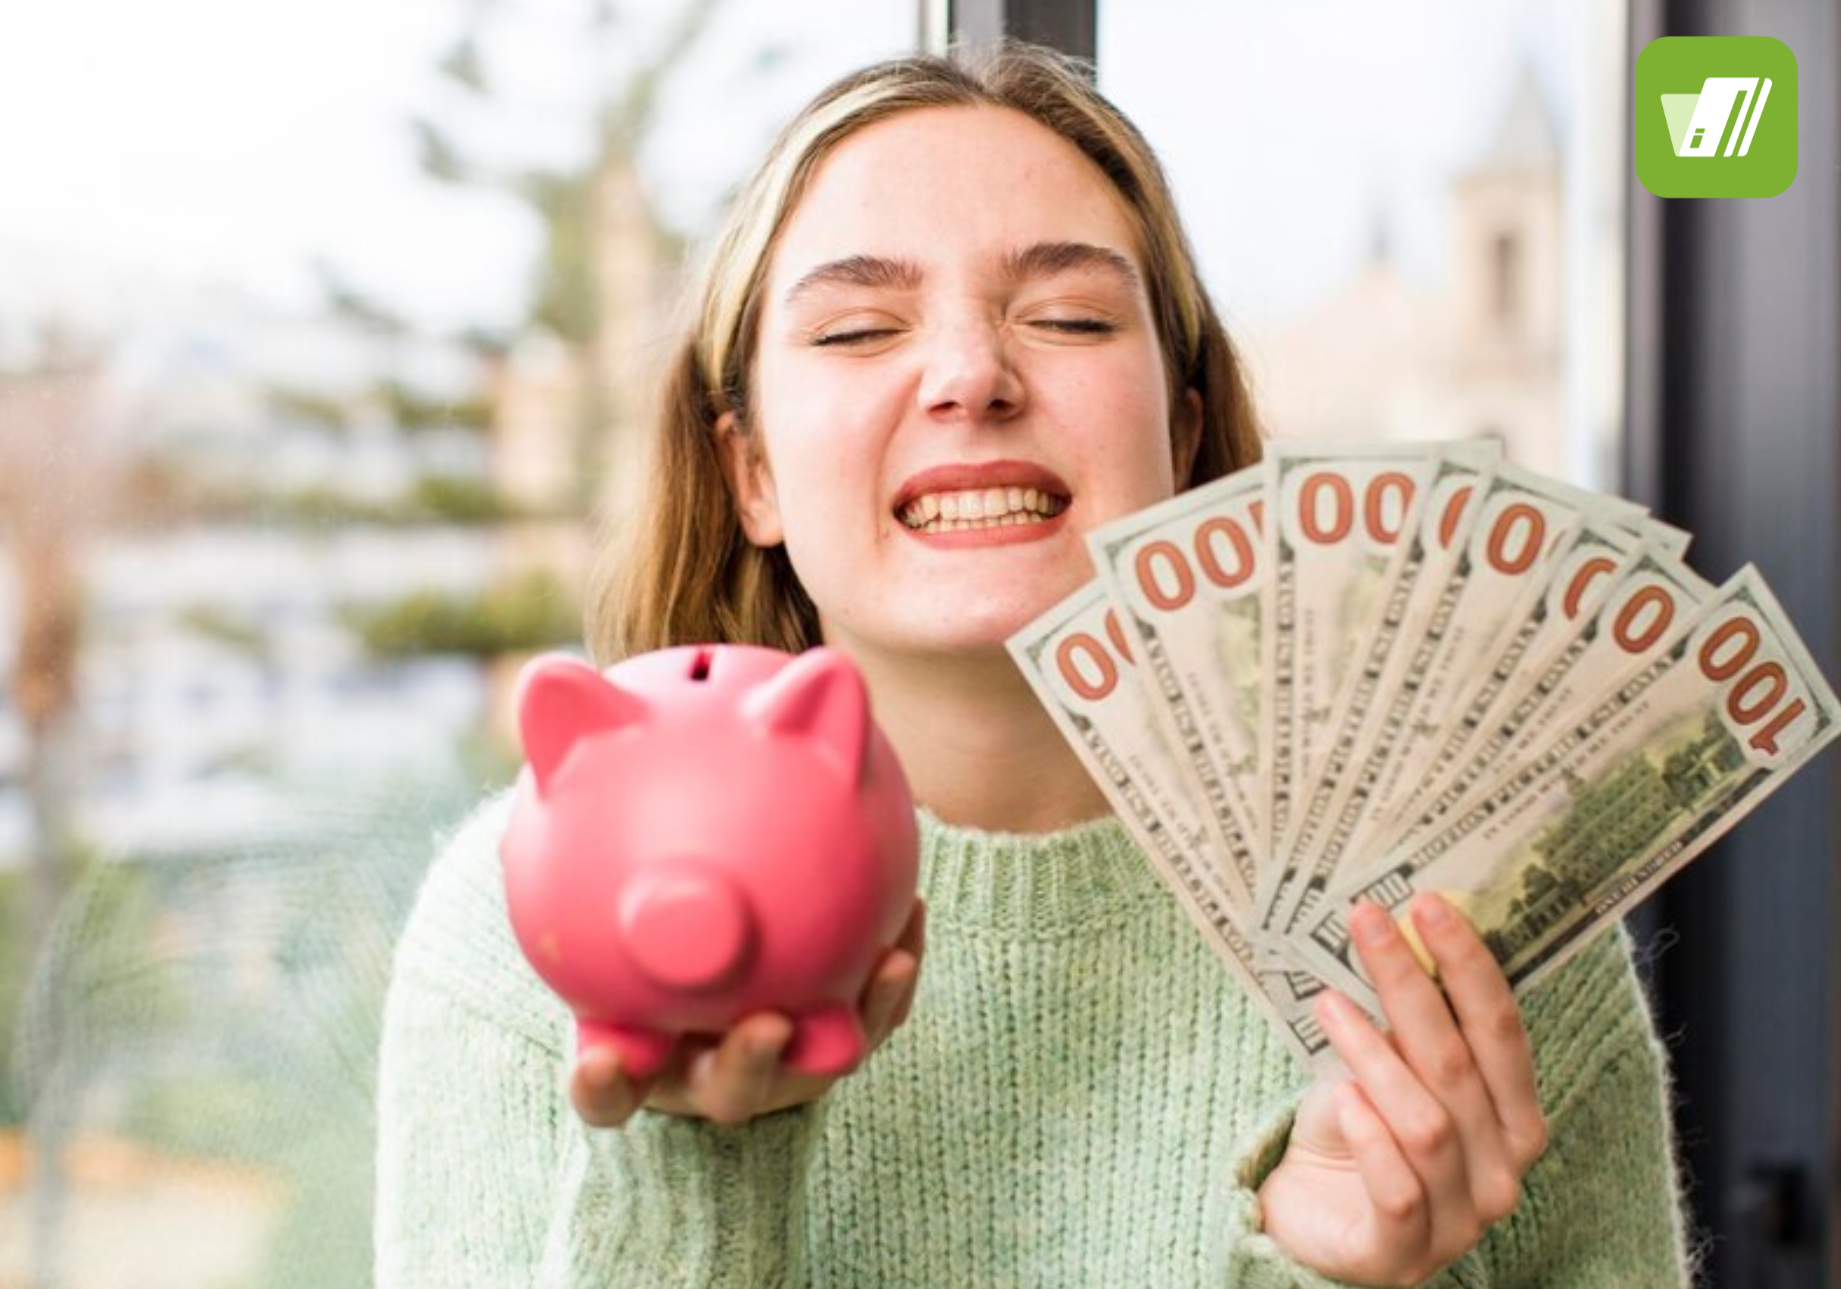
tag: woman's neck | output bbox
[842,643,1113,835]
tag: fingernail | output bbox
[1417,894,1454,929]
[1316,991,1354,1028]
[582,1048,619,1088]
[1352,902,1392,945]
[884,958,916,997]
[755,1019,793,1056]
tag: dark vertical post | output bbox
[1627,1,1841,1284]
[944,0,1097,63]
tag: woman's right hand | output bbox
[568,896,927,1128]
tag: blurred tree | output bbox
[0,341,127,1289]
[344,570,581,661]
[404,0,724,510]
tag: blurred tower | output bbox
[1248,64,1567,474]
[1443,65,1565,473]
[484,327,590,751]
[590,150,677,525]
[490,330,582,518]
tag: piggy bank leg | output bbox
[782,1003,866,1077]
[578,1018,676,1082]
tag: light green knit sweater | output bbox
[374,792,1693,1287]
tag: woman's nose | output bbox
[915,320,1025,422]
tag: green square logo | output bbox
[1635,36,1797,198]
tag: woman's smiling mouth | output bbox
[898,486,1070,533]
[891,458,1074,541]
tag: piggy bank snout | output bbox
[617,866,756,992]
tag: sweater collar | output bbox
[913,806,1169,932]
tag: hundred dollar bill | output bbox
[1006,580,1331,1063]
[1303,467,1649,891]
[1272,454,1495,930]
[1299,567,1838,1002]
[1385,545,1714,858]
[1362,513,1691,856]
[1087,461,1268,900]
[1356,523,1653,854]
[1640,517,1695,560]
[1256,442,1500,939]
[1370,527,1665,847]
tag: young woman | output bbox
[375,44,1692,1288]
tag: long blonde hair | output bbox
[586,43,1262,662]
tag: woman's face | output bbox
[725,104,1200,661]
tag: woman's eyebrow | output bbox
[783,254,923,305]
[1003,241,1141,290]
[781,242,1139,307]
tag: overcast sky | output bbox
[0,0,1594,338]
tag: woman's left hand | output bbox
[1256,893,1550,1288]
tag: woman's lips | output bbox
[890,458,1073,514]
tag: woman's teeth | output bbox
[899,486,1069,533]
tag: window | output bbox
[1098,0,1629,485]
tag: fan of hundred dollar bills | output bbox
[1007,441,1840,1065]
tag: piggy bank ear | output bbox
[744,647,871,786]
[515,654,648,795]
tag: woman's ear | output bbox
[716,410,786,547]
[1171,388,1204,487]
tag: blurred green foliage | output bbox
[179,605,272,656]
[346,571,581,660]
[0,869,29,1126]
[253,475,529,527]
[265,380,492,434]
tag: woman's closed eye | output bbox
[1027,317,1117,337]
[810,325,905,347]
[1014,295,1130,340]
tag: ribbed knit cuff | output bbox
[1209,1097,1485,1289]
[1211,1096,1339,1289]
[538,1097,827,1288]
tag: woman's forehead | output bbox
[763,104,1147,297]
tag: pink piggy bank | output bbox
[500,644,919,1081]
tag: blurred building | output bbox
[486,149,685,579]
[0,280,497,868]
[1248,68,1566,475]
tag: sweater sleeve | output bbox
[1207,925,1692,1289]
[373,792,827,1289]
[1468,925,1695,1287]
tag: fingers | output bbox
[570,899,930,1132]
[1333,1081,1429,1251]
[688,1013,794,1126]
[888,897,927,1029]
[1410,894,1548,1171]
[897,895,928,957]
[1318,988,1478,1261]
[1347,894,1546,1237]
[569,1045,646,1129]
[864,896,928,1039]
[1350,899,1522,1226]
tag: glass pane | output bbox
[1098,0,1630,487]
[0,3,914,1285]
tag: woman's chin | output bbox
[819,571,1096,660]
[904,604,1066,658]
[823,612,1040,662]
